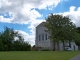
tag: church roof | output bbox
[36,22,46,28]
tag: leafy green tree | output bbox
[45,14,77,50]
[75,27,80,46]
[22,42,31,51]
[77,27,80,34]
[0,26,18,51]
[0,26,31,51]
[18,35,24,44]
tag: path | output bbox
[70,54,80,60]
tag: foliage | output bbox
[31,45,36,51]
[77,27,80,34]
[41,49,50,51]
[0,26,31,51]
[75,27,80,46]
[45,14,78,50]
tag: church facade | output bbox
[35,22,78,51]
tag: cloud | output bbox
[28,19,45,35]
[0,15,13,23]
[0,0,62,24]
[53,6,80,27]
[15,30,35,46]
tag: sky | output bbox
[0,0,80,46]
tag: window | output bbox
[39,35,41,41]
[45,34,47,40]
[42,34,44,40]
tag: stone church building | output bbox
[35,22,78,51]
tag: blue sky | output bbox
[0,0,80,46]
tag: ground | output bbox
[0,51,80,60]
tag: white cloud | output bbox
[0,0,62,24]
[0,15,13,23]
[15,30,35,46]
[69,6,76,12]
[54,6,80,27]
[28,19,45,35]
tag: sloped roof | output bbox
[36,22,46,28]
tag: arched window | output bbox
[39,35,41,41]
[42,34,44,40]
[45,34,47,40]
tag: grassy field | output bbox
[0,51,80,60]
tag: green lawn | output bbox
[0,51,80,60]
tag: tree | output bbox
[17,35,24,44]
[45,14,77,50]
[77,27,80,34]
[0,26,18,51]
[75,27,80,46]
[0,26,31,51]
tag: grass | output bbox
[0,51,80,60]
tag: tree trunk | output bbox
[63,41,65,50]
[69,40,71,48]
[53,41,55,51]
[57,41,60,51]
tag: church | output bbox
[35,22,78,51]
